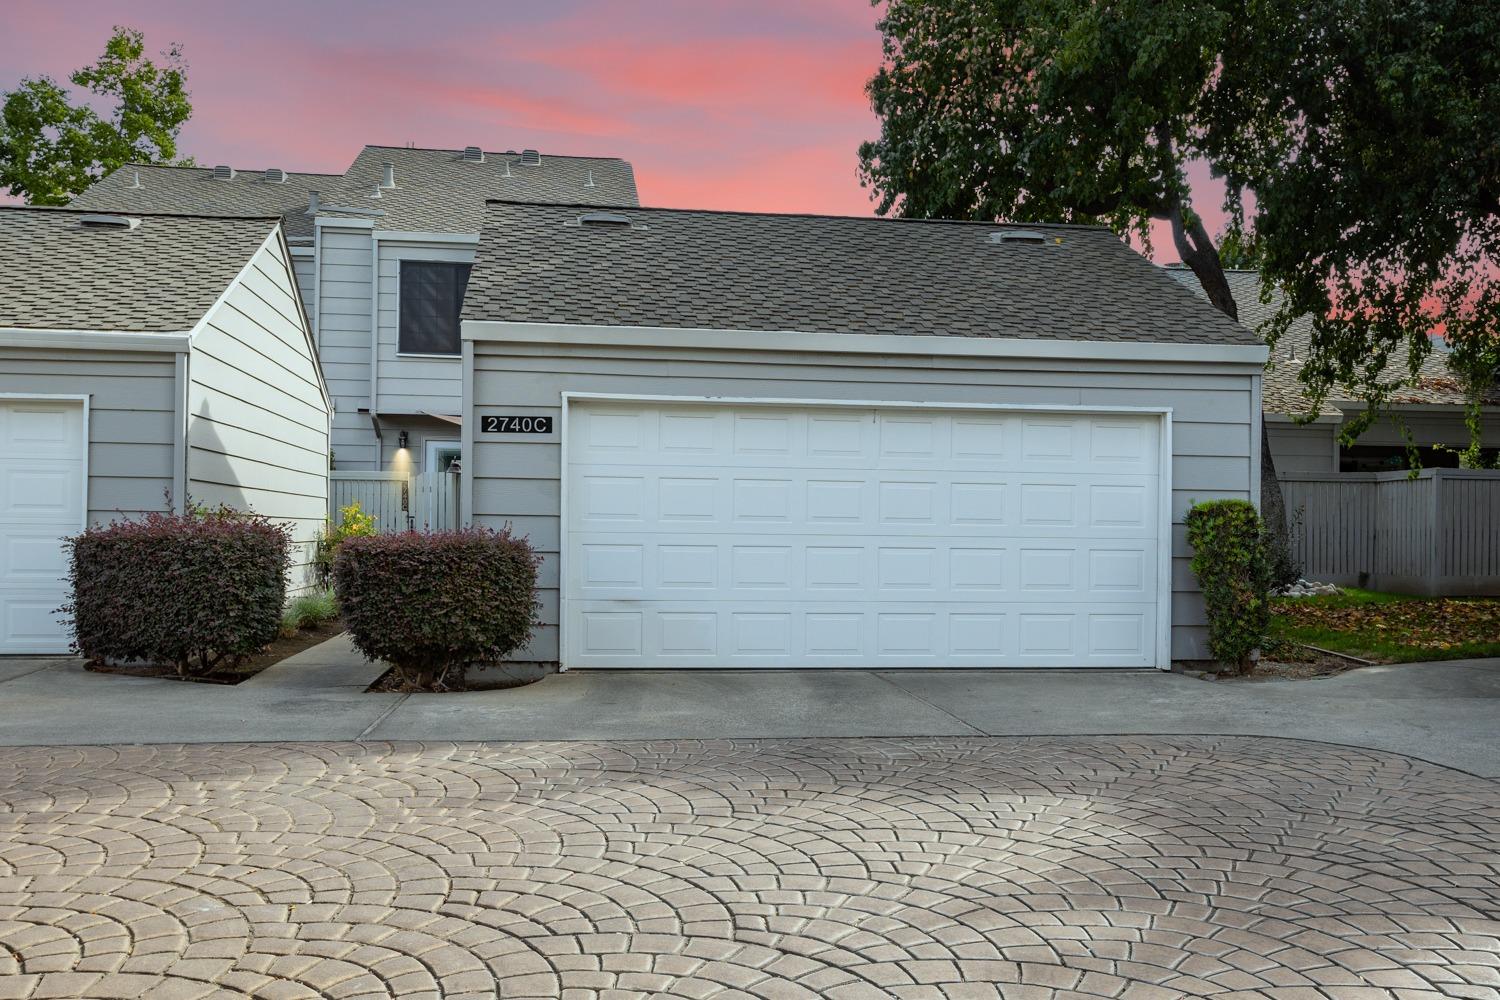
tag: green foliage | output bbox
[314,501,378,587]
[333,528,540,691]
[0,26,191,204]
[1185,500,1272,673]
[64,509,289,677]
[859,0,1500,459]
[279,588,339,639]
[1271,590,1500,663]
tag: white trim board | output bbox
[557,392,1176,671]
[0,328,191,353]
[467,320,1270,366]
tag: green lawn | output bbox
[1269,588,1500,663]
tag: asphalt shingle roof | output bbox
[462,203,1262,346]
[0,207,278,333]
[69,145,638,239]
[1163,267,1490,414]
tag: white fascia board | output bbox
[372,230,480,245]
[0,327,191,352]
[1264,411,1342,424]
[463,320,1270,366]
[314,215,375,231]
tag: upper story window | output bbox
[398,261,471,356]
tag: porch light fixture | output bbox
[397,431,409,450]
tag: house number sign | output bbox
[481,415,553,434]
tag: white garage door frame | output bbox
[559,392,1174,671]
[0,393,89,655]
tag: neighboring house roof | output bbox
[1164,267,1493,415]
[0,207,279,333]
[69,145,639,239]
[338,146,638,233]
[462,202,1261,346]
[68,164,337,240]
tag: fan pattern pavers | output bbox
[0,737,1497,1000]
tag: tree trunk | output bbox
[1164,194,1292,541]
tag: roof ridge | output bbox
[0,205,284,222]
[482,199,1114,230]
[361,144,629,162]
[112,162,343,177]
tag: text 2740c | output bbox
[481,415,553,434]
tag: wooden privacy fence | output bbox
[1279,468,1500,596]
[330,469,461,532]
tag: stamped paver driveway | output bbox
[1,737,1498,999]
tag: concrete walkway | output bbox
[2,634,1499,775]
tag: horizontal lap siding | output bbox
[1267,422,1336,475]
[0,347,175,522]
[467,343,1259,663]
[188,236,329,592]
[318,228,378,470]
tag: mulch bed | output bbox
[84,619,346,685]
[367,663,550,693]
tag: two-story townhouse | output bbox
[72,145,639,483]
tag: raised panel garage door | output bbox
[0,400,86,654]
[563,401,1164,668]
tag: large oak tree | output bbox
[859,0,1500,488]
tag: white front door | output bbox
[0,400,86,654]
[563,400,1165,668]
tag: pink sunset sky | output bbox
[4,0,1225,258]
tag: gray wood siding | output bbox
[466,341,1261,663]
[1267,421,1336,475]
[187,234,330,591]
[289,249,316,326]
[317,227,379,470]
[0,347,176,523]
[375,241,471,414]
[1342,408,1500,449]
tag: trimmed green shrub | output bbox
[64,509,290,676]
[314,501,378,587]
[333,528,540,690]
[1185,499,1273,674]
[280,588,339,639]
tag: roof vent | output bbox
[306,190,321,214]
[462,146,485,163]
[520,149,541,166]
[212,164,235,180]
[501,160,514,178]
[380,162,396,189]
[989,229,1048,245]
[575,212,633,227]
[78,213,141,230]
[584,170,596,188]
[264,168,286,183]
[126,169,141,189]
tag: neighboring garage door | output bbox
[0,399,86,654]
[563,400,1166,668]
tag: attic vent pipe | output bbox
[380,162,396,188]
[520,148,541,165]
[265,168,286,183]
[78,213,141,230]
[212,164,235,180]
[126,169,141,189]
[584,170,596,188]
[462,146,484,162]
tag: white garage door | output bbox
[0,400,86,654]
[564,400,1165,668]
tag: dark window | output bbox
[398,261,471,355]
